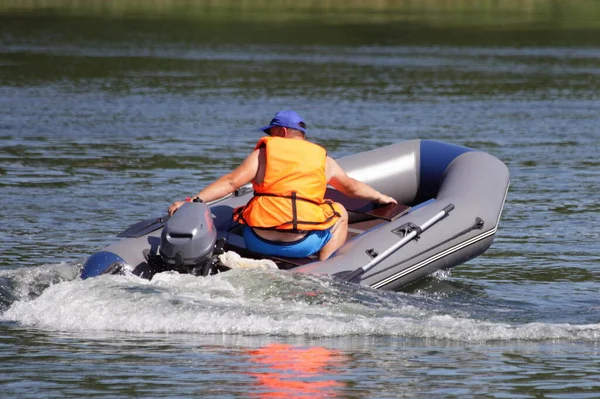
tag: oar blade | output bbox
[333,268,365,283]
[117,215,170,238]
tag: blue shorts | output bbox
[243,227,332,258]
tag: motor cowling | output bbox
[159,202,217,270]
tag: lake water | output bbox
[1,4,600,398]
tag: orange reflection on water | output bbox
[246,343,345,398]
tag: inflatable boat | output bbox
[81,139,510,291]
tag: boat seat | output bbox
[324,187,409,223]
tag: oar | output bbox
[115,185,254,238]
[117,215,170,238]
[338,204,455,284]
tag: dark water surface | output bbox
[1,5,600,398]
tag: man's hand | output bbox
[168,201,186,216]
[376,194,397,205]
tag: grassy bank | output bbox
[2,0,600,28]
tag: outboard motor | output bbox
[80,201,224,280]
[159,201,218,274]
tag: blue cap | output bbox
[259,110,307,134]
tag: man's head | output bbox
[260,110,307,137]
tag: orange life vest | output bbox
[233,136,342,232]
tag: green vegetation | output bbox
[2,1,600,48]
[2,0,600,28]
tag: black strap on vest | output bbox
[233,191,341,233]
[291,191,298,231]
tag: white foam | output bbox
[1,267,599,342]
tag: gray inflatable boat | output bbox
[81,139,510,290]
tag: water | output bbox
[1,4,600,398]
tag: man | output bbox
[168,110,396,260]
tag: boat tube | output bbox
[81,139,510,290]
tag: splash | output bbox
[0,262,79,312]
[1,265,599,342]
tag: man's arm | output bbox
[168,149,260,215]
[325,156,397,204]
[194,149,260,202]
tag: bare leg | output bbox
[318,204,348,260]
